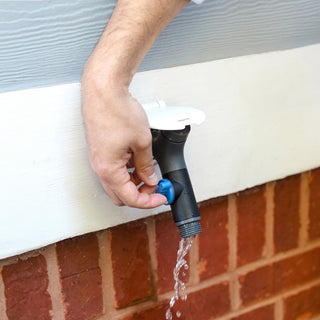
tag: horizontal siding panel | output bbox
[0,0,320,92]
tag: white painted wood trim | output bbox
[1,44,320,259]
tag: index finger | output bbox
[114,179,167,208]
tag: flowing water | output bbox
[165,235,195,320]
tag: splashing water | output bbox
[166,235,195,320]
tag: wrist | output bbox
[82,49,133,95]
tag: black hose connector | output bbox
[152,126,201,238]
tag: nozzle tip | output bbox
[178,221,202,238]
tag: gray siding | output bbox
[1,0,320,93]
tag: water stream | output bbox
[165,235,195,320]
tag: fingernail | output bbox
[148,172,158,185]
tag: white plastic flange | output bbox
[142,100,206,130]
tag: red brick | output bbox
[121,282,230,320]
[274,247,320,293]
[230,304,274,320]
[274,174,300,253]
[176,282,230,319]
[155,212,187,295]
[240,247,320,305]
[198,197,229,280]
[283,284,320,320]
[1,255,52,320]
[56,233,103,319]
[240,264,274,305]
[56,233,100,278]
[237,185,266,266]
[309,168,320,240]
[61,268,103,320]
[109,220,151,308]
[120,304,167,320]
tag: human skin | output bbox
[82,0,190,208]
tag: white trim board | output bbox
[1,44,320,259]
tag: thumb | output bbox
[132,138,158,186]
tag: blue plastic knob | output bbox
[156,179,175,205]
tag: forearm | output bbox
[83,0,190,89]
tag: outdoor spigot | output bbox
[143,102,205,238]
[152,126,201,238]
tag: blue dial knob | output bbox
[156,179,175,205]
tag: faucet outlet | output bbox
[152,126,202,238]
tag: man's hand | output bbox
[82,73,166,208]
[81,0,189,208]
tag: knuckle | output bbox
[135,133,152,151]
[122,194,139,208]
[138,163,154,175]
[91,161,113,181]
[112,199,124,207]
[125,193,150,209]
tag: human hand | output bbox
[81,67,167,208]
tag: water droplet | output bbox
[169,297,175,308]
[176,311,181,318]
[166,309,172,320]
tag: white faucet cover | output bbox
[146,106,206,130]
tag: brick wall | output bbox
[1,168,320,320]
